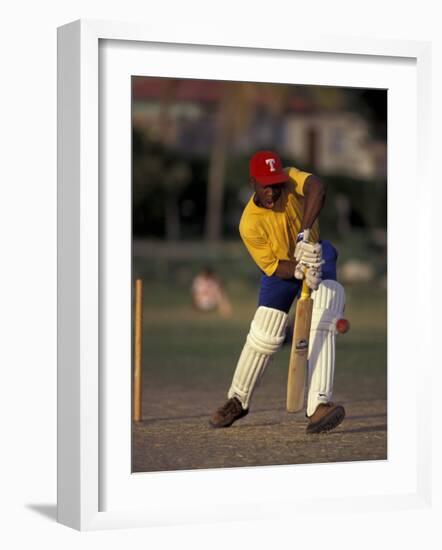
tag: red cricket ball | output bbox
[336,318,350,334]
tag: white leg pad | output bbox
[228,306,287,409]
[306,280,345,417]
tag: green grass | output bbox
[137,276,387,401]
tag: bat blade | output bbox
[286,296,313,412]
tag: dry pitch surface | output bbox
[132,388,386,472]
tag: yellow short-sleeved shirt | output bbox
[239,167,320,276]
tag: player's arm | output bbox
[284,172,325,288]
[274,260,297,279]
[275,175,326,280]
[300,174,326,231]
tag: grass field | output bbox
[132,269,387,472]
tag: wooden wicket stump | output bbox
[133,278,143,422]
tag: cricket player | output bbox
[209,150,346,434]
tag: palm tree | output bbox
[205,82,235,242]
[204,81,292,242]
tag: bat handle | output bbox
[300,279,311,300]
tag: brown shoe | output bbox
[306,403,345,434]
[209,397,248,428]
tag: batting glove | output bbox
[294,264,322,290]
[294,234,323,280]
[305,267,322,290]
[295,239,323,266]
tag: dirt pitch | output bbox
[132,377,387,472]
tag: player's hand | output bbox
[294,234,324,287]
[294,237,323,270]
[305,267,322,290]
[294,265,322,290]
[294,231,323,289]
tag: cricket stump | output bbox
[133,278,143,422]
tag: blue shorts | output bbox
[258,240,338,314]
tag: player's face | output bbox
[253,182,284,209]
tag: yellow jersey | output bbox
[239,167,320,276]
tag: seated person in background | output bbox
[191,267,233,318]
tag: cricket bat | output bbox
[286,234,314,413]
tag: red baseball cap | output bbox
[249,150,289,185]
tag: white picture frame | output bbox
[57,19,432,531]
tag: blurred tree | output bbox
[349,89,387,140]
[133,128,192,240]
[133,132,166,236]
[157,78,180,145]
[164,162,191,240]
[205,82,291,241]
[138,78,191,241]
[205,82,234,242]
[310,86,346,111]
